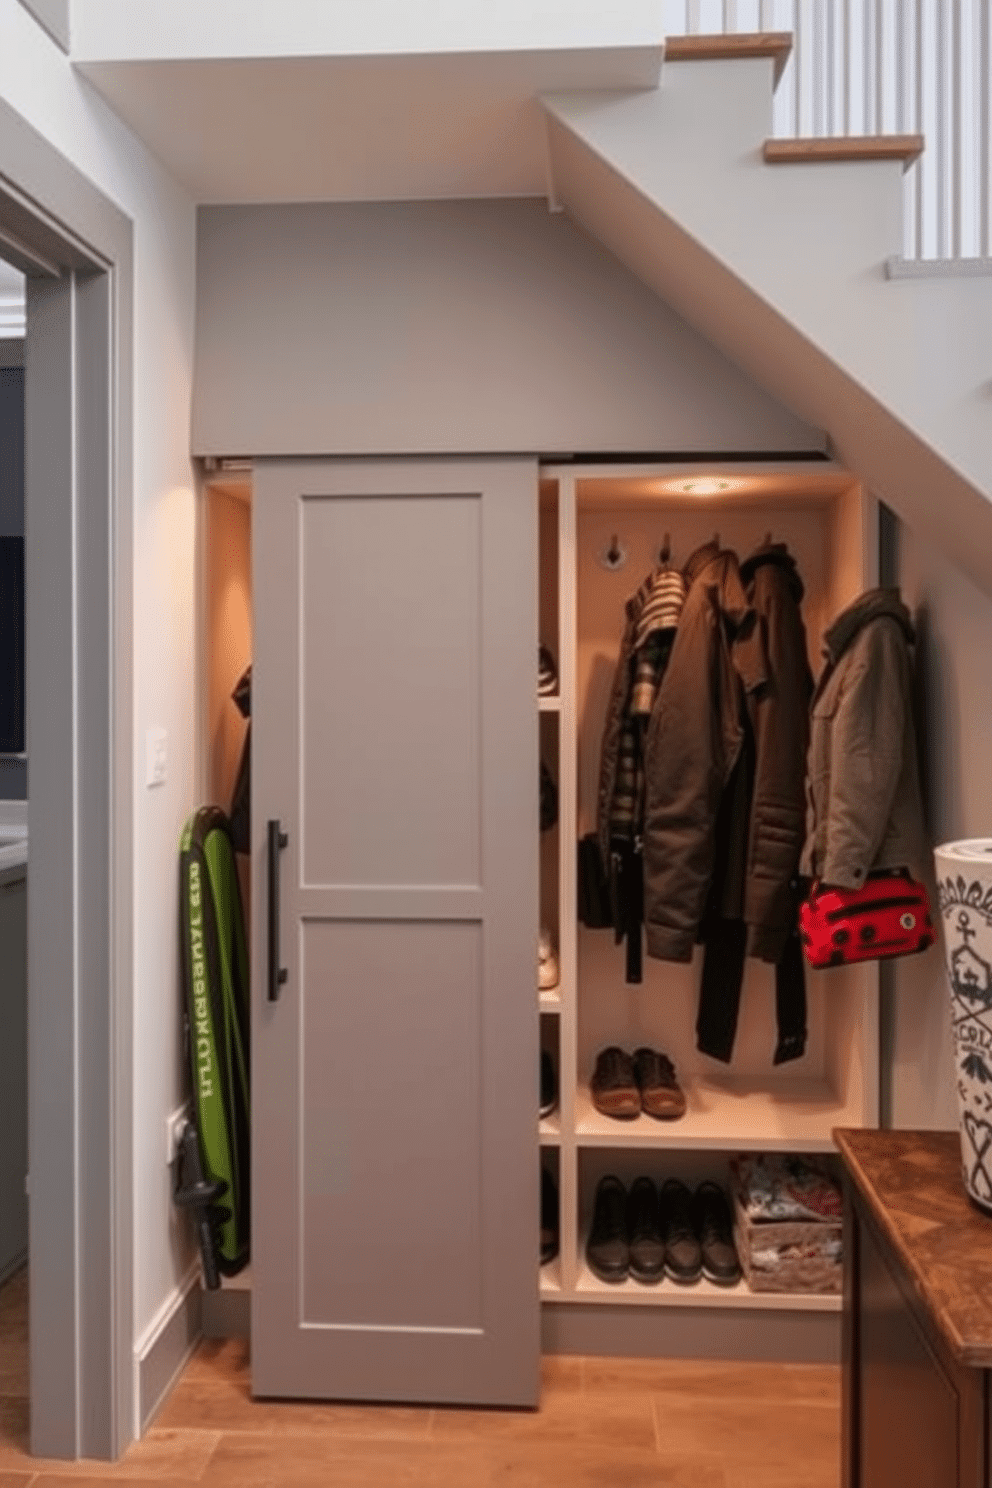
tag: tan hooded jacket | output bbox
[800,589,927,889]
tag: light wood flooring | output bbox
[1,1267,840,1486]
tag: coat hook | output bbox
[659,532,671,565]
[598,533,628,571]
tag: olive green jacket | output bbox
[800,589,927,889]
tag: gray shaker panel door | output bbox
[251,459,539,1406]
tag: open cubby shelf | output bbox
[537,461,879,1319]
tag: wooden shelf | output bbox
[572,1258,841,1312]
[540,1109,561,1143]
[538,695,561,713]
[539,984,562,1011]
[574,1082,852,1153]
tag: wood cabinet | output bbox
[837,1128,992,1488]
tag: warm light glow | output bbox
[678,477,733,496]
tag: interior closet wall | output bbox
[204,480,251,813]
[885,517,986,1131]
[574,490,870,1094]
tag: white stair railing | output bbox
[663,0,991,262]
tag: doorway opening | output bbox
[0,253,27,1438]
[0,101,134,1461]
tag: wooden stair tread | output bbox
[764,135,924,170]
[665,32,793,83]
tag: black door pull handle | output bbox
[267,819,289,1002]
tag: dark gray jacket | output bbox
[643,542,765,962]
[740,543,813,961]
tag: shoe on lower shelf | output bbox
[660,1177,702,1284]
[541,1167,559,1264]
[627,1176,665,1285]
[538,644,559,697]
[538,927,559,991]
[590,1046,640,1120]
[632,1046,687,1120]
[540,1050,557,1118]
[586,1175,629,1284]
[693,1181,741,1286]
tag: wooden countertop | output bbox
[835,1127,992,1368]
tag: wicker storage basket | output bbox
[730,1155,843,1295]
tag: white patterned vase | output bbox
[935,840,992,1214]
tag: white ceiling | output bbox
[75,48,662,203]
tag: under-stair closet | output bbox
[191,193,885,1401]
[198,450,880,1381]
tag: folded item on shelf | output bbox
[730,1155,842,1295]
[730,1154,842,1224]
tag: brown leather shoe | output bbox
[633,1047,687,1120]
[591,1046,640,1119]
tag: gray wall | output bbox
[193,198,824,459]
[884,515,992,1131]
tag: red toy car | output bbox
[800,868,935,968]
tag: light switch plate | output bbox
[146,727,167,787]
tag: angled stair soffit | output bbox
[72,46,664,202]
[541,47,992,599]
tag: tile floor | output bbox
[0,1267,840,1485]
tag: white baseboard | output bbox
[133,1260,202,1438]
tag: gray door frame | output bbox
[0,98,134,1459]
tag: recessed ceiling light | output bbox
[678,477,734,496]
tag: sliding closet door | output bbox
[251,458,540,1405]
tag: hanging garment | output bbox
[577,832,613,928]
[696,909,809,1063]
[228,664,251,855]
[597,566,686,860]
[739,541,814,961]
[694,542,814,1065]
[596,565,685,981]
[800,588,928,889]
[642,542,765,964]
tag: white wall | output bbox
[0,0,199,1396]
[887,517,992,1131]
